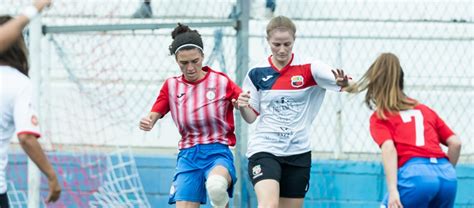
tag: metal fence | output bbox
[1,0,472,207]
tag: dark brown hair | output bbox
[169,23,203,55]
[0,15,29,77]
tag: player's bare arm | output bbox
[446,135,462,167]
[233,91,257,123]
[18,133,61,203]
[381,140,403,208]
[139,112,162,131]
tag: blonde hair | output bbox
[266,16,296,38]
[346,53,417,119]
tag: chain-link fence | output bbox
[1,0,472,207]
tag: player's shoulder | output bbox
[249,59,272,73]
[413,103,439,117]
[0,66,31,87]
[369,111,381,122]
[207,67,230,79]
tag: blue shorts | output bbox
[168,143,237,204]
[381,157,457,208]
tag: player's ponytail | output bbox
[347,53,417,119]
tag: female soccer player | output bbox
[233,15,350,207]
[139,23,242,208]
[0,15,61,207]
[347,53,461,208]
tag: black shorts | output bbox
[247,151,311,198]
[0,192,9,208]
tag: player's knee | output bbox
[206,175,229,207]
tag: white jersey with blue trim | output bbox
[243,54,341,157]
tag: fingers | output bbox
[388,199,403,208]
[34,0,52,12]
[46,178,61,203]
[139,117,153,131]
[235,91,251,109]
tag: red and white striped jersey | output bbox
[370,103,455,167]
[151,66,242,149]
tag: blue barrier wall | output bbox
[7,153,474,207]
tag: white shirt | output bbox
[243,54,341,157]
[0,65,41,193]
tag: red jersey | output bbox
[151,67,242,149]
[370,103,455,167]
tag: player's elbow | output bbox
[447,135,462,149]
[18,133,38,146]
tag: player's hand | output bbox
[34,0,52,12]
[331,68,349,88]
[388,191,403,208]
[232,91,251,110]
[45,176,61,203]
[139,116,154,131]
[139,112,160,131]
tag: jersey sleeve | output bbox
[310,60,342,92]
[369,114,393,147]
[242,69,261,114]
[150,80,170,115]
[432,110,455,145]
[225,77,242,101]
[14,81,41,138]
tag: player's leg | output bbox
[279,152,311,208]
[204,144,236,208]
[169,146,207,207]
[248,152,282,208]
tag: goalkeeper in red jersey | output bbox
[347,53,462,208]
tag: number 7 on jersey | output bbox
[400,109,425,146]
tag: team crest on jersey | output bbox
[206,91,216,100]
[31,115,39,126]
[291,75,304,88]
[252,164,263,179]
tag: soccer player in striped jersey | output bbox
[233,16,350,208]
[139,23,242,208]
[347,53,461,208]
[0,15,61,207]
[0,0,51,53]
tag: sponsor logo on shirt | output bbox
[177,93,185,98]
[262,75,273,82]
[291,75,304,88]
[270,96,302,124]
[252,164,263,179]
[31,115,39,126]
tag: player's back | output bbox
[370,103,454,167]
[0,65,32,142]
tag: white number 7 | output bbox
[400,109,425,146]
